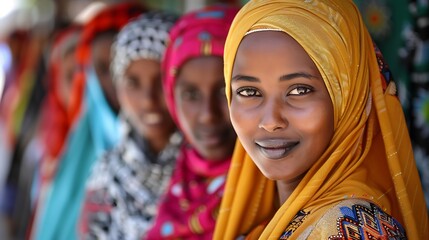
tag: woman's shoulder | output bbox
[297,198,406,239]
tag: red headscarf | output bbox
[68,2,145,124]
[39,26,81,174]
[145,5,239,240]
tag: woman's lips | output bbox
[141,112,162,125]
[197,129,227,147]
[255,139,299,160]
[201,135,222,146]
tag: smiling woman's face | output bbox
[230,31,334,183]
[117,58,175,146]
[175,56,236,161]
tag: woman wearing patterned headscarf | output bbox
[214,0,428,239]
[144,5,238,240]
[78,12,181,240]
[32,3,144,240]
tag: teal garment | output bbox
[35,68,120,240]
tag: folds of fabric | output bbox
[0,31,40,146]
[34,68,121,240]
[145,146,231,239]
[25,26,82,239]
[214,0,428,239]
[0,31,45,235]
[37,26,82,193]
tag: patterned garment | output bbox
[145,146,231,240]
[279,199,406,239]
[111,11,178,82]
[80,124,182,240]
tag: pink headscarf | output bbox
[145,5,238,240]
[162,4,238,125]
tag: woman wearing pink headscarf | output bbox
[145,5,238,240]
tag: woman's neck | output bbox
[276,176,303,204]
[132,126,175,156]
[149,134,172,155]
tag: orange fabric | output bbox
[0,31,42,145]
[214,0,428,239]
[41,26,81,162]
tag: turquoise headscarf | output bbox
[34,68,120,240]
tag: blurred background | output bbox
[0,0,427,239]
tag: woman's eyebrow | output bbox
[231,74,259,82]
[280,72,317,81]
[232,72,316,83]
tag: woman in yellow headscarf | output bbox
[214,0,429,239]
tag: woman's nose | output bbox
[140,88,157,109]
[258,98,287,132]
[199,95,220,125]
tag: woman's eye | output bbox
[124,77,140,88]
[288,86,312,96]
[237,87,261,97]
[181,88,200,101]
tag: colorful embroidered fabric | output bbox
[279,199,406,239]
[144,5,239,240]
[214,0,428,239]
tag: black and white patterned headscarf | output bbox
[111,11,178,81]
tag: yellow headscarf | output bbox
[214,0,429,239]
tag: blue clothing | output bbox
[35,68,120,240]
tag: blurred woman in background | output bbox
[22,25,81,239]
[79,11,182,240]
[145,5,238,239]
[33,3,144,240]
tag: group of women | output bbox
[2,0,428,239]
